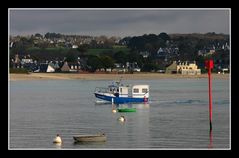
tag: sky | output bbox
[9,9,230,37]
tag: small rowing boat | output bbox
[73,133,107,142]
[118,108,136,112]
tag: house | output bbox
[139,51,150,58]
[126,62,140,72]
[157,48,164,54]
[39,63,55,73]
[166,61,201,75]
[177,61,201,75]
[68,62,81,72]
[24,63,39,72]
[165,61,177,74]
[113,63,127,73]
[14,54,21,64]
[72,45,78,49]
[48,61,60,71]
[21,55,33,64]
[60,61,70,72]
[156,48,166,59]
[46,65,55,72]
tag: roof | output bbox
[61,62,70,72]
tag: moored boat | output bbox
[73,133,107,142]
[94,80,149,104]
[118,108,136,112]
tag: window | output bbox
[142,88,148,93]
[133,88,139,93]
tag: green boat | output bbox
[117,108,136,112]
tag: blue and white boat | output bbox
[94,81,149,104]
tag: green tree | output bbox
[113,51,128,65]
[65,49,78,62]
[100,55,115,71]
[44,32,62,39]
[77,44,89,57]
[158,32,170,42]
[87,55,102,72]
[127,51,144,67]
[141,63,159,72]
[35,33,43,38]
[177,38,197,61]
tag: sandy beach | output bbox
[9,72,230,81]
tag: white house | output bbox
[46,65,55,73]
[177,61,201,75]
[72,45,78,49]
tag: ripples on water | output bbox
[10,79,230,149]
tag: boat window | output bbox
[142,88,148,93]
[133,88,139,93]
[120,88,122,93]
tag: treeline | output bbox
[119,32,229,71]
[10,32,230,72]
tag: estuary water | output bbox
[9,78,230,149]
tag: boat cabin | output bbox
[94,82,149,103]
[109,85,149,98]
[132,85,149,98]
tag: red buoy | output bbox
[144,96,147,102]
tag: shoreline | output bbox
[9,73,230,81]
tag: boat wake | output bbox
[95,100,110,104]
[150,99,205,105]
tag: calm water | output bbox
[9,78,230,149]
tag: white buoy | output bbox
[112,109,117,113]
[118,116,126,122]
[53,134,62,144]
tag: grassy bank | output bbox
[10,68,29,74]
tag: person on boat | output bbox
[53,134,62,143]
[114,88,119,97]
[114,92,119,97]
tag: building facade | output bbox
[177,61,201,75]
[166,61,201,75]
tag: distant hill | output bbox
[169,33,229,40]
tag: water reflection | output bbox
[95,100,150,108]
[95,100,150,111]
[116,103,150,109]
[53,142,62,149]
[208,130,213,148]
[73,141,106,145]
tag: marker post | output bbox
[205,60,214,131]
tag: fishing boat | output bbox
[94,81,149,104]
[118,108,136,112]
[73,133,107,142]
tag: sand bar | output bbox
[10,73,230,81]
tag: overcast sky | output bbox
[9,9,230,37]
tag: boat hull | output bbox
[73,134,107,142]
[118,108,136,112]
[94,92,148,104]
